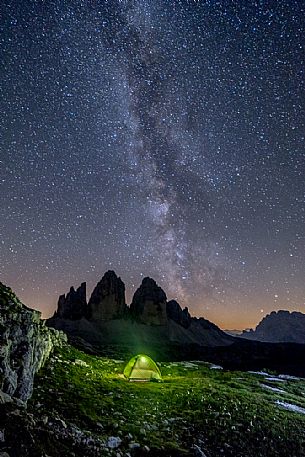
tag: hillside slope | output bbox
[1,343,305,457]
[47,316,233,356]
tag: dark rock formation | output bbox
[130,277,167,325]
[47,272,234,350]
[166,300,191,328]
[88,271,126,321]
[241,310,305,344]
[55,282,87,320]
[197,317,223,331]
[0,282,66,403]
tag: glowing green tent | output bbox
[123,354,162,382]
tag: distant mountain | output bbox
[47,271,234,353]
[241,310,305,344]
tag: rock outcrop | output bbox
[0,282,66,403]
[54,282,87,320]
[88,271,126,321]
[166,300,191,328]
[130,277,167,325]
[241,310,305,344]
[47,272,234,350]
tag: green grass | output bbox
[29,344,305,456]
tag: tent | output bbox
[123,354,162,382]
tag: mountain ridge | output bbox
[241,309,305,344]
[47,270,234,351]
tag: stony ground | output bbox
[1,344,305,456]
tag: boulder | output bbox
[166,300,191,328]
[130,277,167,325]
[88,271,126,321]
[54,282,87,320]
[0,282,66,403]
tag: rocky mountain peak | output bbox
[130,277,167,325]
[55,282,87,320]
[166,300,191,328]
[241,309,305,343]
[88,270,126,320]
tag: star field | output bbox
[1,0,304,329]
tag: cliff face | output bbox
[88,271,126,321]
[0,282,66,403]
[166,300,191,328]
[130,277,167,325]
[53,274,169,326]
[241,310,305,344]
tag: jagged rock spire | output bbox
[88,270,126,321]
[166,300,191,328]
[130,277,167,325]
[55,282,87,320]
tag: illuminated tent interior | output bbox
[123,354,162,382]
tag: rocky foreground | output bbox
[2,343,305,457]
[1,282,305,456]
[0,282,66,403]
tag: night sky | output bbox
[1,0,304,329]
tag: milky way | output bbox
[1,0,304,328]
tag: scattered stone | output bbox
[180,362,199,369]
[106,436,122,449]
[74,359,89,367]
[0,390,13,404]
[129,442,141,449]
[54,418,67,428]
[193,444,208,457]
